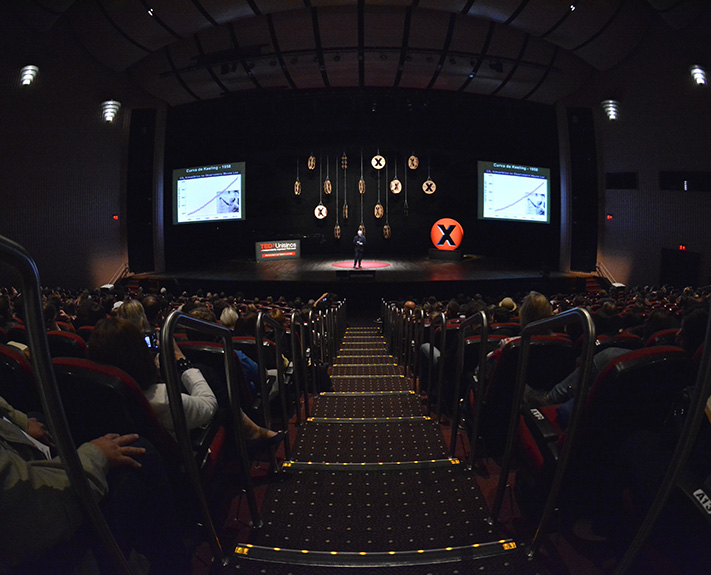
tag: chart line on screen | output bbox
[186,175,241,216]
[494,181,546,213]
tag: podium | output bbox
[428,248,462,261]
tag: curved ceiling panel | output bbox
[8,0,708,107]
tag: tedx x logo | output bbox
[430,218,463,251]
[314,204,328,219]
[437,224,457,246]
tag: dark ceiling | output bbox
[9,0,711,107]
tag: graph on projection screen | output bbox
[478,161,550,224]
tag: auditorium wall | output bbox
[559,16,711,288]
[0,7,157,289]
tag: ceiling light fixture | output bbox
[101,100,121,123]
[690,65,707,86]
[600,99,620,121]
[20,65,39,86]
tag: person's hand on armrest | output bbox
[90,433,145,469]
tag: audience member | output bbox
[88,317,217,438]
[0,395,191,574]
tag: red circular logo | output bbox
[430,218,464,251]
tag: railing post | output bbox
[449,311,487,459]
[489,308,595,560]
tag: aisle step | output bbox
[248,467,497,552]
[292,420,450,463]
[330,377,411,393]
[311,393,422,418]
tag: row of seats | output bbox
[385,293,710,567]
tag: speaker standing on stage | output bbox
[353,229,366,268]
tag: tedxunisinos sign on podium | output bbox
[255,240,301,261]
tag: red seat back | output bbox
[52,357,177,461]
[0,344,39,413]
[46,330,88,358]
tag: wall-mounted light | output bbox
[101,100,121,123]
[20,65,39,86]
[600,99,620,121]
[690,65,707,86]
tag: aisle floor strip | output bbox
[283,458,460,471]
[234,540,518,568]
[308,416,430,423]
[320,390,414,396]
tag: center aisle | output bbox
[233,323,548,574]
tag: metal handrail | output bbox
[290,310,308,423]
[306,309,319,399]
[256,311,291,464]
[162,311,261,566]
[107,261,130,286]
[449,311,488,459]
[613,304,711,575]
[489,307,596,560]
[402,307,415,379]
[596,260,617,285]
[426,312,447,420]
[0,235,133,574]
[412,308,425,392]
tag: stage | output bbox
[131,255,592,314]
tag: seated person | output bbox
[543,306,708,427]
[88,316,217,439]
[486,291,554,367]
[0,395,190,574]
[186,306,265,396]
[89,316,282,449]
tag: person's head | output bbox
[445,299,460,319]
[268,307,286,326]
[88,317,159,389]
[598,299,618,317]
[220,306,239,330]
[518,291,553,328]
[141,294,164,326]
[677,306,709,355]
[0,294,13,322]
[640,310,677,342]
[186,306,218,341]
[114,299,152,334]
[42,302,58,331]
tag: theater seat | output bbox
[76,325,94,342]
[477,334,576,456]
[232,335,279,370]
[51,357,224,477]
[177,340,262,423]
[6,324,28,345]
[46,330,88,358]
[645,328,679,347]
[0,343,39,413]
[594,332,643,353]
[516,345,693,521]
[52,357,178,459]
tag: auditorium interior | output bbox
[1,1,711,574]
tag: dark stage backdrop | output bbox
[163,90,560,271]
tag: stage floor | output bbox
[133,255,590,313]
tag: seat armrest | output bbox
[522,407,559,444]
[676,467,711,526]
